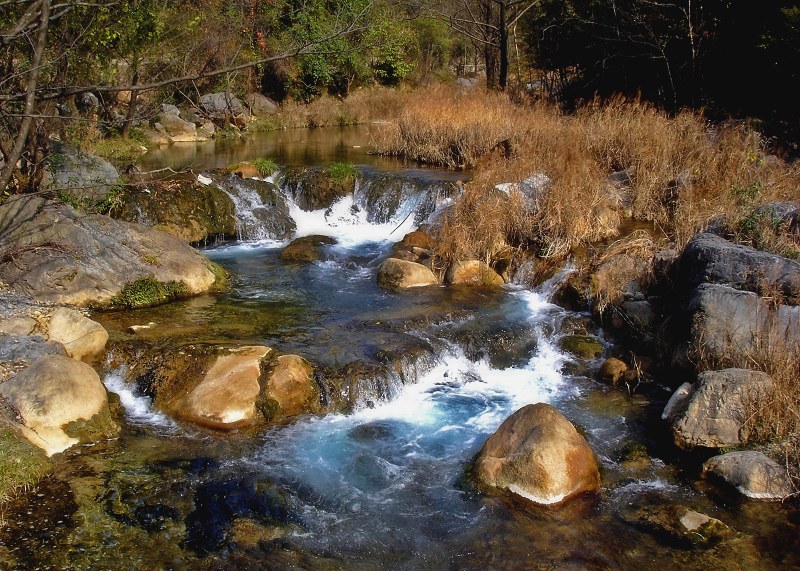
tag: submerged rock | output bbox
[0,355,118,456]
[377,258,438,291]
[445,260,504,286]
[473,403,600,505]
[670,369,772,449]
[598,357,628,385]
[559,335,604,359]
[620,504,734,546]
[46,307,108,361]
[0,196,220,307]
[703,451,792,499]
[280,235,337,262]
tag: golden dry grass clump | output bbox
[373,89,800,265]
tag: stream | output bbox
[1,127,799,570]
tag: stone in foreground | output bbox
[473,403,600,505]
[0,355,118,455]
[377,258,438,291]
[703,451,792,499]
[445,260,504,286]
[46,307,108,361]
[670,369,772,448]
[261,355,321,420]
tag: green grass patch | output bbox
[327,162,359,182]
[253,158,278,177]
[0,426,49,507]
[84,130,149,165]
[207,261,229,292]
[110,276,190,309]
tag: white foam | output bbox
[103,371,178,431]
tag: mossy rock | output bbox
[63,394,121,443]
[283,166,357,211]
[559,335,604,359]
[110,277,190,309]
[206,261,229,292]
[620,504,735,547]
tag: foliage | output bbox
[327,162,360,182]
[253,158,278,177]
[110,277,189,309]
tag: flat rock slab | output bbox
[0,196,218,307]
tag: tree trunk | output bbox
[498,1,508,90]
[121,59,140,140]
[0,0,51,192]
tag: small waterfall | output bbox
[353,172,459,225]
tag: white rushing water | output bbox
[103,371,179,432]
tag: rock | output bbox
[283,167,356,211]
[598,357,628,385]
[114,178,237,244]
[228,162,259,179]
[473,403,600,505]
[377,258,438,291]
[46,307,108,361]
[0,335,65,364]
[493,172,551,212]
[620,299,655,330]
[197,121,216,139]
[559,335,604,359]
[0,196,220,307]
[244,93,278,116]
[445,260,504,286]
[260,355,320,420]
[0,355,118,456]
[753,202,799,234]
[688,283,800,364]
[280,235,336,262]
[671,369,772,448]
[157,113,202,143]
[42,142,121,206]
[200,92,247,120]
[160,103,180,116]
[679,233,800,301]
[703,451,792,499]
[661,382,693,422]
[590,252,652,308]
[0,316,37,336]
[396,230,432,250]
[621,504,734,546]
[177,346,272,429]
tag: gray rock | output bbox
[244,93,278,116]
[200,92,246,119]
[679,233,800,301]
[160,103,181,116]
[0,334,65,363]
[671,369,772,448]
[0,316,37,336]
[41,142,121,206]
[661,382,693,421]
[753,202,799,234]
[0,196,218,307]
[703,451,792,499]
[157,113,200,142]
[620,299,655,330]
[493,172,551,212]
[689,283,800,363]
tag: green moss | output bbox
[64,403,120,443]
[0,426,49,506]
[258,397,280,422]
[207,261,230,292]
[327,161,359,182]
[110,277,190,309]
[559,334,604,359]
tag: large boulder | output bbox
[244,93,278,116]
[473,403,600,505]
[377,258,438,291]
[0,355,118,456]
[176,346,272,430]
[200,92,247,121]
[156,113,203,143]
[679,233,800,301]
[445,260,504,286]
[0,196,220,307]
[114,178,237,244]
[688,284,800,363]
[669,369,772,448]
[703,451,792,499]
[41,142,121,206]
[280,235,336,262]
[260,355,321,420]
[46,307,108,361]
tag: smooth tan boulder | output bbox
[445,260,504,286]
[0,355,116,456]
[178,345,271,429]
[377,258,438,291]
[703,451,792,499]
[473,403,600,505]
[262,355,320,420]
[47,307,109,361]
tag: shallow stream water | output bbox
[2,127,799,570]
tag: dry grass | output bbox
[373,89,800,266]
